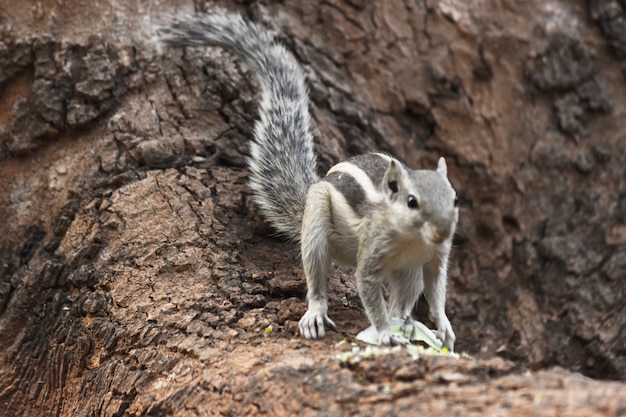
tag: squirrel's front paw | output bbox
[378,328,409,346]
[435,319,456,351]
[299,309,336,340]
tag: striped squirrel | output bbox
[160,10,458,349]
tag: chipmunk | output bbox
[160,10,458,349]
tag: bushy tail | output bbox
[160,11,318,241]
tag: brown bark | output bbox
[1,0,625,415]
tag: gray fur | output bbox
[347,153,391,186]
[323,171,369,217]
[161,11,458,350]
[160,11,317,241]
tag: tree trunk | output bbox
[1,0,625,415]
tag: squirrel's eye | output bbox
[454,196,459,207]
[407,195,419,209]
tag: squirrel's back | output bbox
[160,11,317,241]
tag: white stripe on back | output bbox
[327,161,383,204]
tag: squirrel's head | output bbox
[382,157,458,245]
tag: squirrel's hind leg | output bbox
[299,182,336,339]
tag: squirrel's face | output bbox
[382,158,458,245]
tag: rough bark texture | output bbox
[1,0,625,415]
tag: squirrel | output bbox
[159,10,458,349]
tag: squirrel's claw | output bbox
[299,308,335,339]
[378,328,410,346]
[435,318,456,352]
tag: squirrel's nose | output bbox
[432,234,446,245]
[431,225,452,245]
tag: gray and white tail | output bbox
[160,11,318,241]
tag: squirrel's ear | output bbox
[436,157,448,177]
[383,159,406,197]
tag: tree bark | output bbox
[1,0,625,415]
